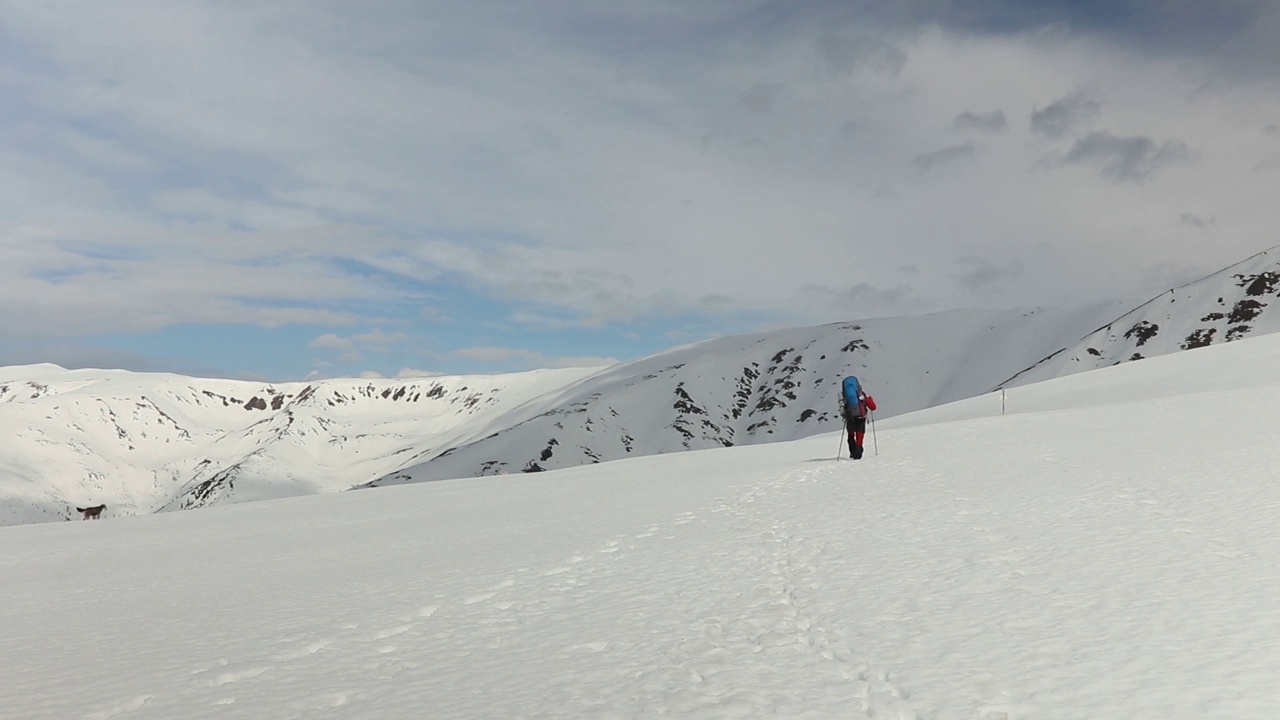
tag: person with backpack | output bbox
[839,376,877,459]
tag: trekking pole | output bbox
[836,417,847,460]
[870,410,879,456]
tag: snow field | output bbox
[4,335,1280,718]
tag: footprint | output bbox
[543,553,589,575]
[372,625,410,640]
[568,641,612,653]
[210,665,269,687]
[272,638,332,661]
[84,695,155,720]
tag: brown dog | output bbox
[76,504,106,520]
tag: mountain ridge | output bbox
[4,244,1280,526]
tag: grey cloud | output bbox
[840,119,869,139]
[1186,82,1224,105]
[697,293,733,309]
[799,281,918,319]
[1180,213,1215,228]
[816,32,906,77]
[953,258,1025,291]
[1264,123,1280,136]
[1031,91,1102,138]
[953,110,1008,133]
[1256,154,1280,171]
[911,143,977,172]
[922,0,1265,56]
[739,82,786,114]
[1060,131,1191,183]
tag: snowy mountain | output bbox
[368,304,1125,489]
[997,245,1280,388]
[7,326,1280,719]
[0,303,1128,526]
[5,244,1280,526]
[0,366,599,525]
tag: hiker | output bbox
[839,376,877,459]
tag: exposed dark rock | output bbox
[1228,299,1265,323]
[202,389,241,406]
[184,468,235,508]
[1123,321,1159,347]
[1182,328,1216,349]
[1236,271,1280,297]
[731,366,759,420]
[1226,325,1251,341]
[671,419,694,441]
[673,384,707,415]
[244,397,267,411]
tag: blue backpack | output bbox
[840,376,866,419]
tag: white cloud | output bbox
[454,346,616,370]
[2,1,1279,345]
[309,334,353,350]
[395,367,445,378]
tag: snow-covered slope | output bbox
[998,244,1280,388]
[6,330,1280,719]
[370,304,1125,488]
[3,302,1128,526]
[0,365,598,525]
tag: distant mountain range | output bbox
[3,245,1277,526]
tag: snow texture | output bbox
[4,329,1280,718]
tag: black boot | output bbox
[852,443,863,460]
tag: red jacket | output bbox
[844,393,876,420]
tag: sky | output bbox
[5,329,1280,718]
[2,0,1279,380]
